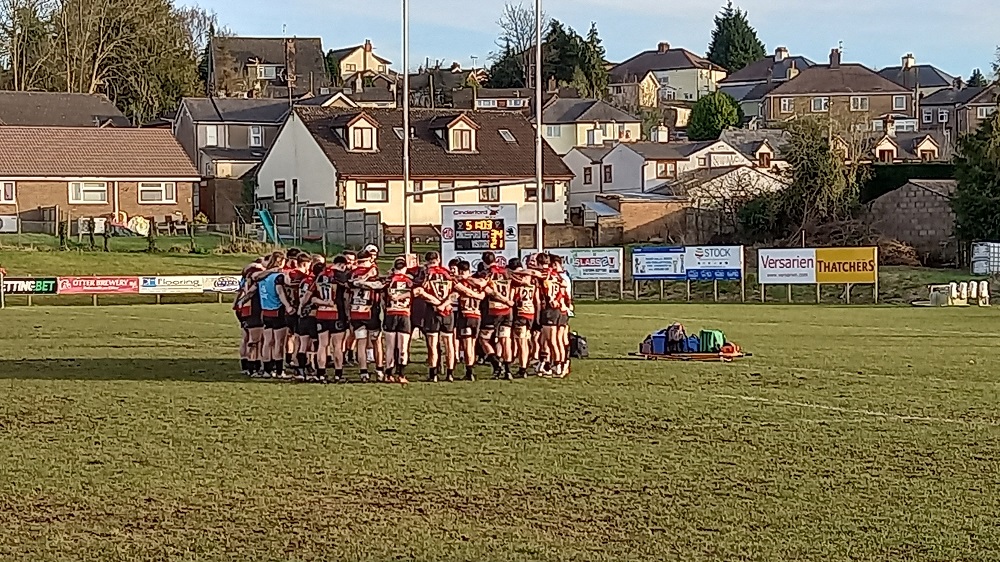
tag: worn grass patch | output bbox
[1,304,999,561]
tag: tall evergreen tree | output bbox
[952,111,1000,242]
[580,22,609,99]
[968,68,988,87]
[706,1,766,72]
[324,49,342,87]
[486,42,525,88]
[544,19,580,85]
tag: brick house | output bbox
[763,49,916,132]
[0,127,199,230]
[865,179,957,262]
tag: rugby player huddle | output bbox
[234,245,573,385]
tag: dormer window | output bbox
[352,126,375,150]
[256,65,279,80]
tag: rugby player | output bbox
[454,260,500,381]
[419,251,457,382]
[256,251,294,378]
[283,254,310,375]
[294,261,323,380]
[552,254,573,378]
[362,245,386,380]
[383,257,434,385]
[235,261,265,376]
[305,255,351,382]
[509,258,540,379]
[540,254,570,378]
[479,252,515,380]
[348,249,381,382]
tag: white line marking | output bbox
[712,393,999,427]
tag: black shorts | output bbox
[367,315,383,333]
[513,315,534,329]
[540,309,561,327]
[317,317,348,334]
[484,312,512,331]
[297,316,318,339]
[285,314,299,331]
[457,315,481,338]
[557,312,570,327]
[383,314,412,334]
[423,311,455,334]
[239,311,264,330]
[262,309,285,330]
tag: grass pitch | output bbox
[2,303,999,561]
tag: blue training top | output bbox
[258,273,284,311]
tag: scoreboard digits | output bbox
[454,218,505,251]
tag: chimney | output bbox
[774,47,789,62]
[902,53,915,70]
[883,115,896,137]
[589,124,604,146]
[285,38,297,91]
[364,39,372,52]
[657,42,671,54]
[547,76,558,94]
[829,48,841,69]
[786,60,799,81]
[953,77,964,90]
[652,125,670,143]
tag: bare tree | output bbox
[494,2,546,83]
[691,167,788,238]
[175,5,218,55]
[0,0,56,90]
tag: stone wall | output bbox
[865,180,957,262]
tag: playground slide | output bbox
[255,209,280,244]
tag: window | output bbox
[780,98,794,113]
[878,149,894,163]
[352,127,375,151]
[697,157,707,167]
[871,120,884,132]
[922,109,934,124]
[69,182,107,204]
[356,181,388,202]
[603,165,613,184]
[476,99,497,108]
[0,181,14,203]
[412,180,423,203]
[939,109,949,123]
[499,129,516,143]
[893,96,907,111]
[920,150,936,162]
[507,99,526,108]
[758,153,772,168]
[656,161,676,179]
[479,181,499,202]
[205,125,218,146]
[249,126,263,147]
[545,125,561,137]
[378,65,386,73]
[978,106,997,119]
[811,97,829,112]
[543,181,555,202]
[661,90,676,101]
[454,129,474,151]
[850,96,869,112]
[274,180,286,201]
[525,183,538,202]
[256,65,277,80]
[896,120,917,132]
[583,167,593,185]
[345,63,357,71]
[438,180,454,202]
[138,182,177,204]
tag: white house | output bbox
[256,107,574,227]
[630,131,754,190]
[562,143,646,209]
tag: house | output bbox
[763,49,916,132]
[453,86,577,112]
[630,133,753,189]
[918,79,982,137]
[719,128,791,171]
[610,42,727,103]
[608,71,662,112]
[562,143,646,209]
[865,179,957,262]
[0,127,199,227]
[858,129,951,163]
[173,98,291,179]
[876,54,955,100]
[296,87,397,109]
[255,107,573,227]
[327,40,392,78]
[210,36,329,99]
[540,98,641,155]
[409,64,489,108]
[955,85,999,136]
[0,91,131,127]
[718,47,816,121]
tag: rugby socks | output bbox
[334,368,344,382]
[240,359,249,372]
[285,353,293,366]
[395,364,406,376]
[275,361,284,378]
[296,353,308,370]
[464,365,476,381]
[446,368,455,383]
[428,366,439,382]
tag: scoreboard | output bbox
[441,204,519,268]
[454,218,506,251]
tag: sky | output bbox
[192,0,997,78]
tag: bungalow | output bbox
[0,127,199,229]
[256,107,573,227]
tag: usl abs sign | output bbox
[758,247,878,284]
